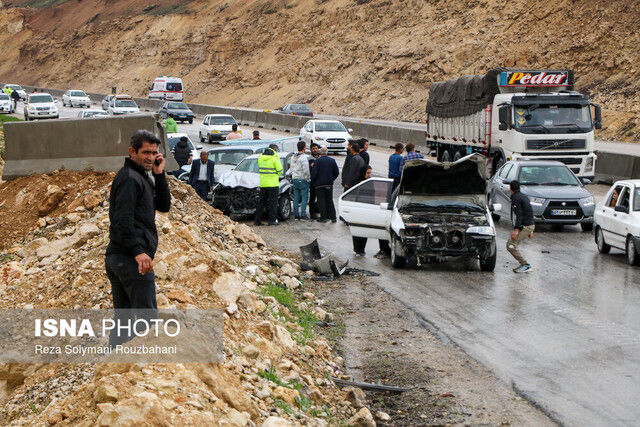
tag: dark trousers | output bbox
[192,180,210,201]
[352,237,391,255]
[315,185,336,220]
[255,187,278,223]
[105,253,157,347]
[309,185,319,217]
[392,176,401,192]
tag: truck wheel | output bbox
[278,195,291,220]
[480,249,497,272]
[453,151,462,161]
[441,150,451,163]
[581,222,593,232]
[390,234,406,269]
[626,237,640,266]
[596,227,610,254]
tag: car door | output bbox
[338,178,394,240]
[493,163,513,215]
[611,186,632,249]
[200,116,209,135]
[599,184,624,247]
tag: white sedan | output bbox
[594,179,640,265]
[62,90,91,108]
[300,120,352,154]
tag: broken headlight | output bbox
[466,226,495,236]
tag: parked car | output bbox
[158,101,194,123]
[107,95,140,115]
[199,114,238,143]
[594,180,640,265]
[300,120,352,154]
[211,152,293,220]
[278,104,313,117]
[0,94,13,114]
[2,84,26,100]
[178,145,270,182]
[101,95,114,110]
[23,93,58,121]
[167,133,202,172]
[149,76,184,101]
[62,90,91,108]
[338,154,500,271]
[487,160,595,231]
[77,109,109,118]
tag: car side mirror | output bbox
[196,145,203,150]
[348,128,353,133]
[580,177,591,185]
[491,203,502,212]
[614,205,628,213]
[498,105,511,131]
[379,202,389,210]
[593,104,602,130]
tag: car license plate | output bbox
[551,209,576,216]
[210,130,219,133]
[39,112,49,115]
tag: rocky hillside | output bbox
[1,0,639,141]
[0,170,377,425]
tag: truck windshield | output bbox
[513,104,592,134]
[518,165,580,186]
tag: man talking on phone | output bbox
[105,130,171,345]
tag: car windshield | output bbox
[115,100,137,107]
[315,122,346,132]
[0,94,9,100]
[168,136,195,151]
[167,102,188,109]
[290,104,311,112]
[209,149,252,165]
[235,158,260,173]
[70,91,86,97]
[518,165,580,186]
[84,111,108,117]
[513,103,592,134]
[29,95,53,103]
[9,85,22,90]
[634,187,640,211]
[209,116,236,125]
[166,82,182,92]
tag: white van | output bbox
[149,76,184,101]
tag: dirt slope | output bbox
[1,0,639,141]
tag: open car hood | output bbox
[399,153,487,195]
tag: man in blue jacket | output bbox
[189,151,215,201]
[310,146,339,222]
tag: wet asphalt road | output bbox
[28,101,640,425]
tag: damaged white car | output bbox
[338,153,500,271]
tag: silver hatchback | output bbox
[487,160,595,231]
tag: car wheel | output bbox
[441,150,451,163]
[278,194,291,220]
[596,227,610,254]
[626,237,640,266]
[479,245,497,272]
[581,222,593,232]
[189,119,193,124]
[453,151,462,162]
[390,234,406,269]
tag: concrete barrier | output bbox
[594,151,640,184]
[2,114,177,180]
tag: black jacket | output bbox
[310,155,339,187]
[106,158,171,259]
[342,153,354,186]
[342,154,366,189]
[511,191,534,229]
[10,90,20,100]
[359,150,370,166]
[173,140,191,167]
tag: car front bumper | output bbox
[71,101,91,107]
[531,202,595,224]
[0,105,11,113]
[170,113,194,120]
[401,231,496,259]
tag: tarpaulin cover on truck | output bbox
[426,68,575,118]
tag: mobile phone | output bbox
[155,158,161,166]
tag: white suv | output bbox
[62,90,91,108]
[300,120,352,154]
[24,93,58,121]
[594,180,640,265]
[0,94,13,114]
[199,114,238,143]
[107,95,140,115]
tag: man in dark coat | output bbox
[310,146,339,222]
[173,136,192,168]
[189,151,216,201]
[105,130,171,347]
[342,141,366,191]
[507,180,535,273]
[308,142,321,218]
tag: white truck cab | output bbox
[149,76,184,101]
[108,95,140,115]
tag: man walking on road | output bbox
[289,140,311,220]
[507,180,535,273]
[189,151,215,201]
[311,146,339,223]
[226,124,243,140]
[255,144,283,226]
[398,143,424,171]
[388,143,404,191]
[105,130,171,347]
[10,88,20,112]
[342,141,366,191]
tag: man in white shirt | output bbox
[188,151,215,201]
